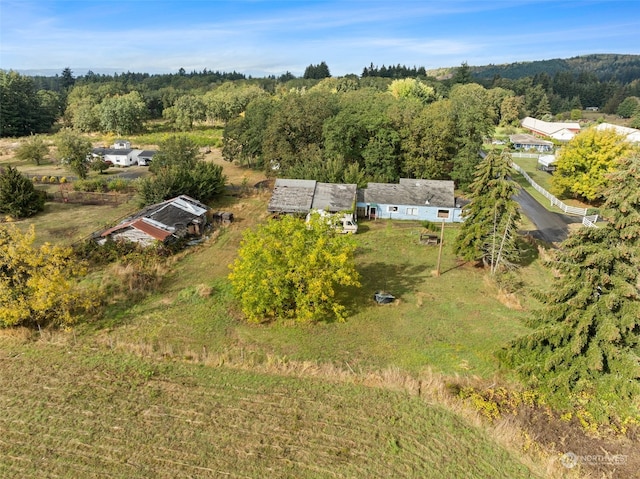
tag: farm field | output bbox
[0,341,544,479]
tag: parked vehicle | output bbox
[305,210,358,234]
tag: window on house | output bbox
[388,206,398,212]
[406,207,418,216]
[437,209,450,218]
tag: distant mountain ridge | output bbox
[465,54,640,83]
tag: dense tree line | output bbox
[473,54,640,85]
[0,70,62,136]
[3,54,640,139]
[361,63,428,79]
[222,80,500,190]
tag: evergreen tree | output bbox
[0,166,45,218]
[454,149,521,270]
[501,152,640,421]
[452,62,473,84]
[303,61,331,79]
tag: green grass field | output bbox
[0,341,542,479]
[89,205,538,378]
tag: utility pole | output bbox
[436,220,445,276]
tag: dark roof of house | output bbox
[311,183,357,212]
[268,179,317,213]
[359,179,455,208]
[509,134,553,146]
[138,150,156,157]
[268,179,358,213]
[92,147,134,156]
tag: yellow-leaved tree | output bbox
[551,128,634,203]
[229,213,360,323]
[0,224,97,328]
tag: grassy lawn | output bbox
[89,202,540,378]
[0,342,542,479]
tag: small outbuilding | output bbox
[96,195,210,247]
[537,154,557,171]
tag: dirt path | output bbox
[204,148,268,187]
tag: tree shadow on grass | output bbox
[336,261,429,316]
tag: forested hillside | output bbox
[471,54,640,84]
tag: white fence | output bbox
[510,162,589,217]
[582,215,599,228]
[511,152,540,159]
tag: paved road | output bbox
[514,187,581,243]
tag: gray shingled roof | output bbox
[268,179,316,213]
[361,179,455,208]
[311,183,357,212]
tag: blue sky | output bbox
[1,0,639,77]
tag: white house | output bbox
[92,140,153,166]
[521,117,580,142]
[509,133,554,152]
[595,123,640,144]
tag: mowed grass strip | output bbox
[0,343,540,479]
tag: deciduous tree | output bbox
[98,91,147,135]
[229,214,360,323]
[0,224,97,328]
[616,96,640,118]
[162,94,206,131]
[551,128,634,202]
[140,135,225,205]
[14,135,49,165]
[55,130,93,179]
[388,78,435,104]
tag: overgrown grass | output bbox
[11,199,139,246]
[126,123,224,148]
[0,341,542,479]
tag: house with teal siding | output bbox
[356,179,463,223]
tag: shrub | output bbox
[49,176,58,183]
[74,178,108,192]
[0,224,99,328]
[107,178,130,192]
